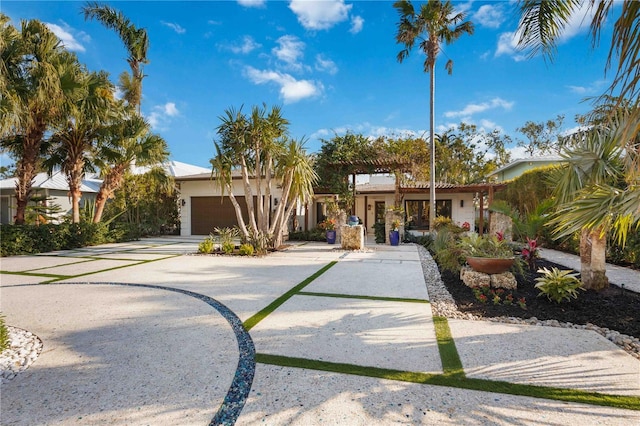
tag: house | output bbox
[0,160,209,225]
[0,171,102,224]
[312,175,505,236]
[177,171,505,237]
[487,155,563,182]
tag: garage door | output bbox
[191,196,258,235]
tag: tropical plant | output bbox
[318,218,336,231]
[82,2,148,112]
[211,104,317,249]
[458,233,515,259]
[548,113,632,290]
[214,226,239,250]
[44,68,115,223]
[394,0,474,231]
[0,16,80,225]
[198,236,215,254]
[93,112,169,223]
[238,243,255,256]
[516,0,640,243]
[535,267,584,303]
[521,237,539,271]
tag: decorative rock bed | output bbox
[417,245,640,360]
[1,326,43,383]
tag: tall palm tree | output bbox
[517,1,640,245]
[0,16,80,224]
[82,2,148,112]
[93,111,168,223]
[44,68,114,223]
[393,0,474,231]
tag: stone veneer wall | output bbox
[341,225,365,250]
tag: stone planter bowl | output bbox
[466,257,515,274]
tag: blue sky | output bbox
[3,0,617,169]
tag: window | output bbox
[404,199,452,229]
[374,201,386,224]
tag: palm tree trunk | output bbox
[429,62,436,231]
[93,189,108,223]
[588,227,609,290]
[579,227,592,285]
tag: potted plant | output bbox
[459,232,515,274]
[389,218,401,246]
[320,218,337,244]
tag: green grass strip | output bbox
[0,271,71,280]
[255,353,640,411]
[243,261,338,331]
[298,291,429,304]
[432,316,464,376]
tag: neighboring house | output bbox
[487,155,564,182]
[0,171,102,224]
[0,160,209,225]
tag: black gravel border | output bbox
[4,281,255,426]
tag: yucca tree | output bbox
[518,1,640,253]
[44,69,115,223]
[549,113,633,290]
[212,105,314,249]
[394,0,474,230]
[270,137,318,247]
[0,16,81,224]
[82,2,148,112]
[93,111,168,223]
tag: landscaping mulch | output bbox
[440,259,640,339]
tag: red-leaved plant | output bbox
[521,237,539,271]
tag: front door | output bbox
[375,201,386,224]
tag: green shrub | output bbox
[0,314,9,353]
[222,242,235,254]
[198,236,215,254]
[373,222,385,244]
[239,243,255,256]
[535,267,584,303]
[432,228,466,273]
[288,228,326,241]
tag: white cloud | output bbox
[244,66,323,103]
[567,79,607,95]
[289,0,352,30]
[45,22,87,52]
[311,123,426,141]
[473,4,504,29]
[350,15,364,34]
[207,20,222,25]
[315,54,338,75]
[219,35,262,54]
[237,0,265,7]
[147,102,180,130]
[273,35,305,69]
[445,98,514,119]
[494,31,527,61]
[560,2,595,42]
[161,21,186,34]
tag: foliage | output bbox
[493,167,556,220]
[314,132,378,208]
[0,314,9,353]
[198,236,215,254]
[403,232,433,249]
[212,104,316,249]
[516,114,565,156]
[102,169,178,235]
[391,218,402,231]
[458,233,515,259]
[0,222,140,256]
[318,218,336,231]
[239,243,255,256]
[432,227,466,273]
[24,195,64,225]
[472,286,525,309]
[535,267,584,303]
[433,216,452,230]
[521,237,540,271]
[221,242,235,255]
[214,226,239,248]
[490,198,555,244]
[373,222,386,244]
[288,228,326,242]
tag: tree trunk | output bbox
[586,227,609,290]
[93,164,126,223]
[428,61,436,231]
[93,189,108,223]
[579,228,592,285]
[14,124,45,224]
[239,156,257,231]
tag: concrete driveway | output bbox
[1,237,638,425]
